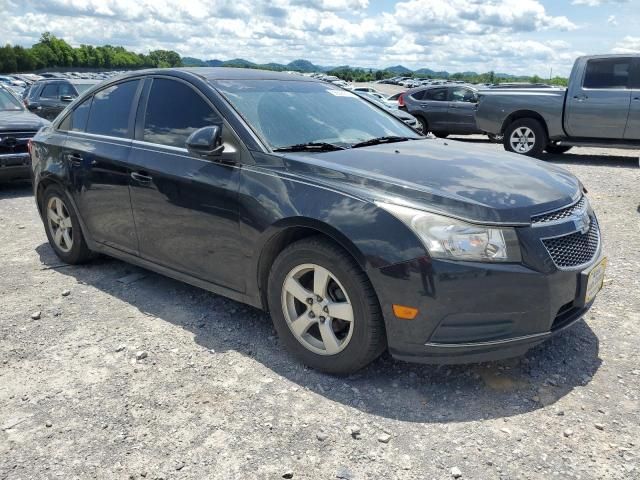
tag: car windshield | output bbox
[0,88,23,111]
[74,83,94,94]
[215,80,420,150]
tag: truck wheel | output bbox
[545,144,573,154]
[504,118,547,157]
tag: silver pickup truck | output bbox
[476,54,640,156]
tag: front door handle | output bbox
[131,171,153,184]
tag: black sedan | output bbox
[29,68,605,373]
[0,86,49,181]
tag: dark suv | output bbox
[30,68,606,373]
[400,84,483,138]
[24,79,99,120]
[0,85,49,181]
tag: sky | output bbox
[0,0,638,76]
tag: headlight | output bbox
[377,202,521,262]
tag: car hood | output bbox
[278,138,582,224]
[0,110,50,131]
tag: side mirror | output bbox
[186,125,224,157]
[60,95,74,102]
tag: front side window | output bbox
[59,96,93,132]
[59,82,77,97]
[425,88,447,101]
[143,79,220,148]
[583,58,632,89]
[85,80,139,138]
[215,80,420,149]
[450,87,477,103]
[41,83,59,99]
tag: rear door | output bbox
[447,86,479,133]
[565,57,632,138]
[624,58,640,139]
[128,76,244,291]
[61,79,142,255]
[417,88,449,130]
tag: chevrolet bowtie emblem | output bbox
[572,210,591,234]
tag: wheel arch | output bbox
[256,219,367,311]
[501,110,549,138]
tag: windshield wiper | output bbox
[273,142,345,152]
[351,136,414,149]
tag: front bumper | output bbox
[0,153,31,181]
[368,252,603,365]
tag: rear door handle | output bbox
[66,152,83,166]
[131,171,153,184]
[573,95,588,101]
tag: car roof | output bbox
[111,67,320,83]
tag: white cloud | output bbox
[612,36,640,53]
[571,0,628,5]
[0,0,587,76]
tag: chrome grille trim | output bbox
[532,196,586,225]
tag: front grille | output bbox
[542,216,600,268]
[532,197,586,224]
[0,131,37,155]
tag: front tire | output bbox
[503,118,547,157]
[42,185,93,264]
[267,237,385,374]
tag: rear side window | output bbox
[143,78,220,148]
[86,80,139,138]
[41,83,58,99]
[424,88,448,101]
[410,90,426,100]
[583,58,632,89]
[59,96,93,132]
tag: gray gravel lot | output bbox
[1,138,639,480]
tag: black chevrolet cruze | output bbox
[29,68,606,373]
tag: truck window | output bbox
[583,58,631,89]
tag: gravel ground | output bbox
[1,140,639,480]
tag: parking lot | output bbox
[1,133,638,479]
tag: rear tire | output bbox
[416,116,429,135]
[267,237,386,374]
[503,118,547,157]
[433,132,449,139]
[545,144,573,154]
[42,185,93,264]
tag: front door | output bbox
[128,77,245,291]
[624,58,640,140]
[565,56,632,139]
[60,79,142,255]
[447,86,479,133]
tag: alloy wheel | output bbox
[281,263,354,356]
[47,196,73,253]
[509,126,535,153]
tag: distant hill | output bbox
[385,65,412,74]
[178,56,533,79]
